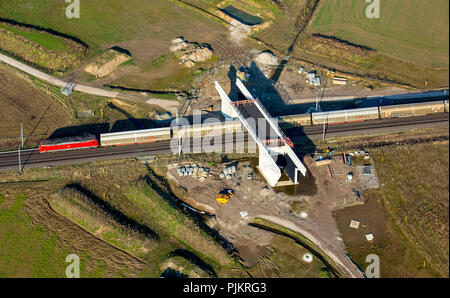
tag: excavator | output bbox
[216,189,234,204]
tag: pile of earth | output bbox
[84,48,131,78]
[253,50,278,76]
[170,37,213,68]
[254,50,278,67]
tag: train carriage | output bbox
[278,113,312,128]
[379,100,446,118]
[172,120,244,138]
[100,127,171,146]
[311,107,379,125]
[39,134,98,153]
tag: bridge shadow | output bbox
[244,62,315,115]
[237,62,448,117]
[48,118,166,139]
[49,123,110,138]
[110,118,156,133]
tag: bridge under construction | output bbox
[215,78,307,187]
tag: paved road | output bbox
[0,53,119,98]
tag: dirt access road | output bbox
[0,53,180,113]
[257,215,364,278]
[0,53,119,97]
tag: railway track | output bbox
[299,113,449,136]
[0,114,448,172]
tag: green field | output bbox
[371,142,449,276]
[0,0,226,58]
[311,0,449,67]
[0,23,67,53]
[0,193,113,277]
[0,0,228,90]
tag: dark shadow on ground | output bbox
[160,267,189,278]
[243,62,449,116]
[64,183,159,240]
[168,249,217,277]
[109,119,156,132]
[49,123,110,138]
[109,46,132,56]
[144,166,241,259]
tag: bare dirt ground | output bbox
[277,65,413,103]
[145,98,180,115]
[190,57,417,118]
[84,49,131,78]
[0,64,72,149]
[333,192,440,278]
[164,154,374,277]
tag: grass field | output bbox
[0,191,142,277]
[0,193,68,277]
[0,1,224,47]
[334,140,449,277]
[311,0,449,68]
[0,0,229,90]
[0,159,246,277]
[371,142,449,276]
[0,21,88,73]
[0,23,67,53]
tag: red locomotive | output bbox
[38,134,99,153]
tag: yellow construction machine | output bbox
[216,189,234,204]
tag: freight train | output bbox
[279,99,449,127]
[38,99,448,153]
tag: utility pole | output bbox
[322,113,328,142]
[322,122,326,142]
[315,88,320,111]
[176,110,181,157]
[178,132,181,157]
[21,123,24,147]
[18,145,22,174]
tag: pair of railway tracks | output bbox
[0,113,448,172]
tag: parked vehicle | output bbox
[216,189,234,204]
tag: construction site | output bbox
[158,140,380,276]
[0,0,448,280]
